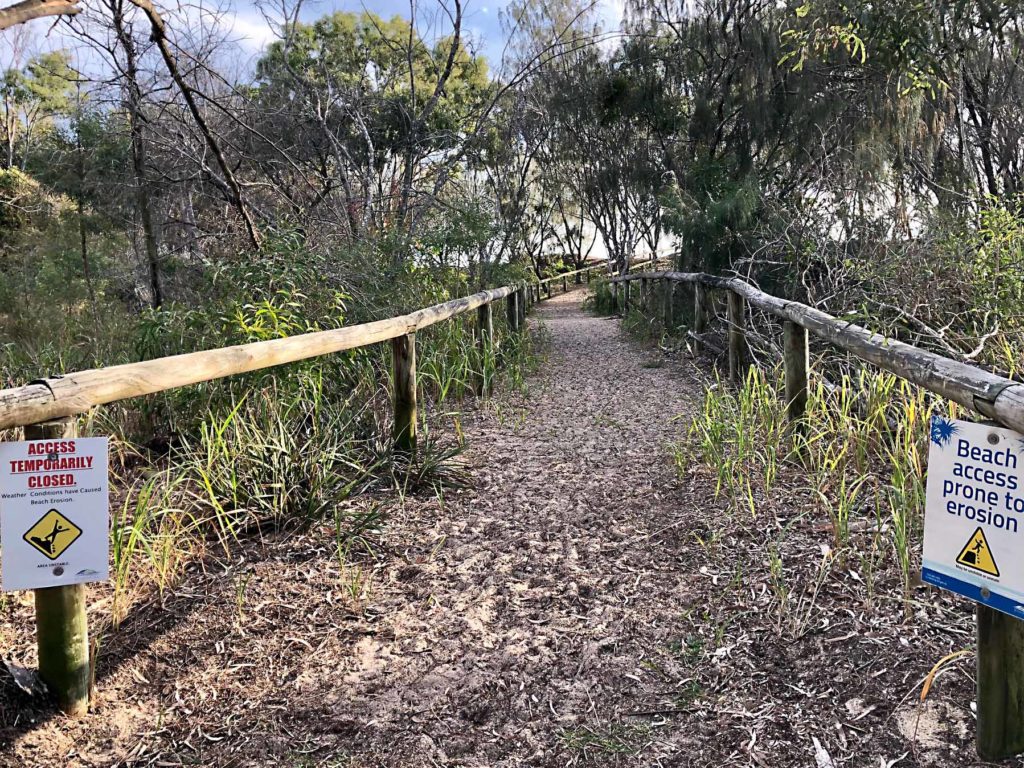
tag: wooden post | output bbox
[977,603,1024,759]
[476,302,493,396]
[664,281,675,330]
[586,269,591,284]
[640,278,648,312]
[783,320,809,428]
[576,271,582,285]
[623,280,631,312]
[519,285,527,326]
[507,289,519,334]
[562,274,568,292]
[693,282,708,355]
[391,333,417,455]
[727,290,746,384]
[26,418,90,717]
[545,281,551,298]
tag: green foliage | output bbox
[255,11,491,159]
[677,363,946,616]
[1,49,77,169]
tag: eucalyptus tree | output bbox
[252,6,492,255]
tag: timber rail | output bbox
[609,270,1024,435]
[0,259,660,432]
[609,268,1024,760]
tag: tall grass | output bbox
[675,362,955,617]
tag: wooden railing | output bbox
[609,270,1024,434]
[0,259,661,432]
[527,256,663,303]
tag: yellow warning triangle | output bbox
[956,527,1000,577]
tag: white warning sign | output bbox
[923,417,1024,618]
[0,437,109,591]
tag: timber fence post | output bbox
[562,274,568,292]
[977,603,1024,759]
[727,289,747,384]
[506,289,519,335]
[664,280,675,331]
[26,417,90,718]
[392,333,417,455]
[519,285,527,327]
[623,280,631,312]
[693,282,708,355]
[476,302,494,396]
[783,320,809,430]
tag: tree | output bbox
[1,49,75,169]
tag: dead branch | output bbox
[0,0,79,30]
[124,0,262,251]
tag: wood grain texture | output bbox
[977,603,1024,759]
[391,333,417,455]
[476,302,494,396]
[727,290,746,384]
[783,320,809,428]
[0,0,79,29]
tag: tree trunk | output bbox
[111,0,163,308]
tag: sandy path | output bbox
[335,289,704,765]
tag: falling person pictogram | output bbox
[22,509,83,560]
[956,527,1001,577]
[30,518,69,555]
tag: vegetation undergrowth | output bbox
[2,242,540,628]
[673,363,960,623]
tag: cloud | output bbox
[224,8,279,51]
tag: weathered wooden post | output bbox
[727,290,747,384]
[575,270,582,285]
[977,604,1024,759]
[26,418,90,717]
[586,269,591,284]
[640,277,649,313]
[476,302,494,396]
[693,282,708,355]
[392,333,417,455]
[562,274,568,292]
[783,320,809,429]
[519,285,527,326]
[664,280,675,331]
[506,289,519,334]
[545,281,551,299]
[623,279,631,312]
